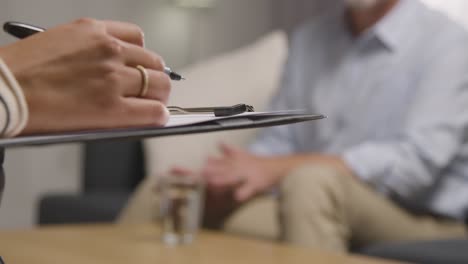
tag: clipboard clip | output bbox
[168,104,255,117]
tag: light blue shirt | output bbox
[250,0,468,220]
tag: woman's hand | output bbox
[0,18,171,134]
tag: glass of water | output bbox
[157,174,204,246]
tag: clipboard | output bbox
[0,111,325,148]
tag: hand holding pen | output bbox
[0,18,175,134]
[3,21,185,81]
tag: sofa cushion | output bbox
[144,31,288,176]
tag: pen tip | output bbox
[169,72,186,81]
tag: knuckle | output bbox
[96,35,123,57]
[97,61,118,75]
[74,17,99,28]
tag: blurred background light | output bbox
[172,0,217,9]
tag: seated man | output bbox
[120,0,468,252]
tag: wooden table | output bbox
[0,224,401,264]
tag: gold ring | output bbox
[136,65,149,97]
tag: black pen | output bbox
[3,21,185,81]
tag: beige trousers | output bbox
[119,164,467,252]
[225,164,467,252]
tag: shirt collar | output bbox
[372,0,422,52]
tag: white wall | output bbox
[0,0,273,229]
[132,0,273,68]
[0,0,273,67]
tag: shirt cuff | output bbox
[0,58,29,137]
